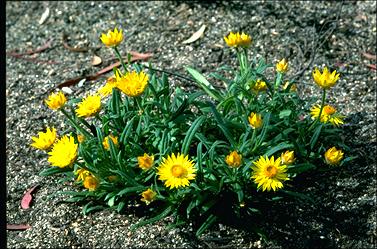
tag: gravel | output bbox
[6,1,376,248]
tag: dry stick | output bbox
[290,2,343,82]
[6,39,57,64]
[62,32,101,53]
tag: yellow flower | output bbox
[252,79,268,93]
[48,135,78,168]
[310,104,345,127]
[251,155,289,192]
[115,70,149,97]
[248,112,263,129]
[77,134,85,143]
[75,94,101,118]
[281,150,295,165]
[75,168,91,182]
[140,188,157,205]
[100,27,123,47]
[312,66,340,89]
[324,147,344,166]
[276,58,288,73]
[97,76,117,97]
[224,32,252,48]
[225,151,242,168]
[157,153,196,189]
[31,127,57,150]
[83,175,100,191]
[45,91,67,110]
[282,81,297,92]
[102,134,118,150]
[138,153,155,170]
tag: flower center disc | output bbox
[323,105,336,115]
[171,165,186,178]
[265,165,277,178]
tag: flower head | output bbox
[100,27,123,47]
[224,32,252,48]
[312,67,340,89]
[75,94,101,118]
[97,76,117,97]
[115,70,149,97]
[77,134,85,143]
[276,58,288,73]
[157,153,196,189]
[45,91,67,110]
[83,175,99,191]
[282,81,297,92]
[75,168,91,182]
[281,150,295,165]
[324,147,344,166]
[140,188,157,205]
[48,135,78,168]
[102,134,118,150]
[225,151,242,168]
[248,112,263,129]
[252,79,268,93]
[251,155,289,192]
[31,127,57,150]
[310,104,345,127]
[138,153,155,170]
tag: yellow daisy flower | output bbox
[138,153,155,170]
[276,58,288,73]
[45,91,67,110]
[115,70,149,97]
[97,76,117,97]
[140,188,157,205]
[83,175,100,191]
[252,79,268,93]
[75,94,101,118]
[248,112,263,129]
[102,134,118,150]
[224,32,252,48]
[48,135,78,168]
[251,155,289,192]
[100,27,123,47]
[30,127,57,150]
[310,104,345,127]
[75,168,91,182]
[281,150,295,165]
[157,153,197,189]
[324,147,344,166]
[312,66,340,89]
[225,151,242,168]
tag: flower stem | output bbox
[309,89,327,130]
[60,108,92,138]
[113,46,128,73]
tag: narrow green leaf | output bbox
[181,116,206,154]
[209,103,236,147]
[196,214,217,237]
[310,124,323,150]
[265,142,294,157]
[186,67,222,101]
[131,206,173,231]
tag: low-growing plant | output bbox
[31,28,355,238]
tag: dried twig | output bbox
[62,32,101,53]
[6,39,57,64]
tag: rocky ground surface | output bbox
[6,1,376,248]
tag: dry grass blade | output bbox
[182,24,206,44]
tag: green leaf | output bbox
[310,124,323,150]
[209,103,237,147]
[288,163,316,174]
[186,67,223,101]
[117,186,146,196]
[196,214,217,237]
[181,116,206,155]
[39,166,72,177]
[117,201,126,213]
[279,110,292,119]
[131,206,173,231]
[265,142,294,157]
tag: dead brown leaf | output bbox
[182,24,206,44]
